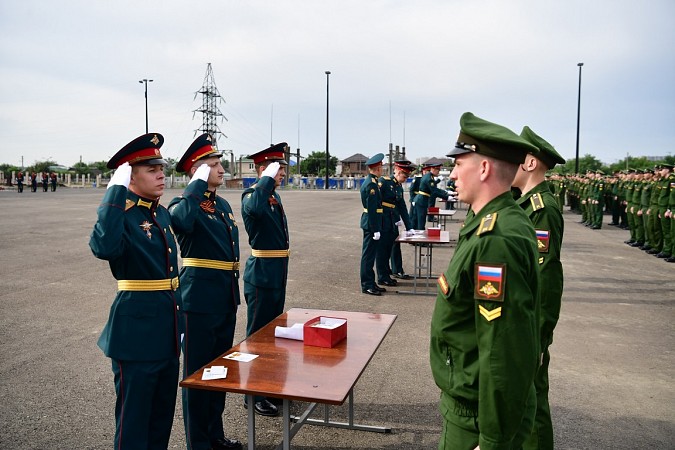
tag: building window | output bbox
[248,163,254,170]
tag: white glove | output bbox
[447,196,456,202]
[189,163,211,185]
[107,162,131,189]
[395,220,403,227]
[261,162,280,179]
[373,232,381,241]
[405,229,415,237]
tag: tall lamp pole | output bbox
[574,63,583,174]
[324,71,331,190]
[139,78,153,133]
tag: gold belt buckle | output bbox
[171,277,179,291]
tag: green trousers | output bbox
[522,344,554,450]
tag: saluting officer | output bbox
[360,153,385,296]
[241,143,290,417]
[430,112,540,450]
[390,161,416,279]
[169,134,243,450]
[89,133,181,449]
[515,126,566,450]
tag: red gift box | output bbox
[427,226,441,237]
[428,207,440,213]
[303,317,347,348]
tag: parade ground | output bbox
[0,187,673,449]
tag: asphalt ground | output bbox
[0,187,673,450]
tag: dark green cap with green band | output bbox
[447,112,539,164]
[520,126,565,169]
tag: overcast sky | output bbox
[1,0,674,169]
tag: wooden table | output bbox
[395,230,453,296]
[180,308,397,450]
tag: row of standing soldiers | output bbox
[15,171,58,192]
[552,164,675,262]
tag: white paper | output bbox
[274,323,304,341]
[311,317,346,329]
[223,351,259,362]
[201,366,228,380]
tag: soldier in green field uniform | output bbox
[430,112,540,450]
[360,153,386,296]
[646,167,663,254]
[169,134,243,450]
[656,164,673,259]
[515,126,566,450]
[89,133,181,449]
[241,143,290,417]
[387,160,416,280]
[590,171,605,229]
[623,170,637,244]
[639,169,654,251]
[665,165,675,262]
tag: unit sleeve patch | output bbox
[535,229,550,253]
[474,263,506,301]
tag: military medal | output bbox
[269,196,278,211]
[139,220,153,239]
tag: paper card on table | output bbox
[274,323,304,341]
[223,351,259,362]
[201,366,228,380]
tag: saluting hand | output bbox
[189,163,211,185]
[261,162,280,179]
[107,162,131,189]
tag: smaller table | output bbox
[429,209,457,230]
[395,230,453,296]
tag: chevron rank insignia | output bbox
[530,194,545,211]
[535,229,550,253]
[479,305,502,322]
[476,213,497,236]
[474,263,505,301]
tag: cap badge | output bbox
[150,135,160,145]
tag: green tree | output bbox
[300,151,338,176]
[71,161,90,175]
[26,159,58,174]
[561,153,603,174]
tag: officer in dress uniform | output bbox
[376,163,404,287]
[168,134,243,450]
[360,153,386,296]
[241,143,290,417]
[16,171,24,193]
[30,171,37,192]
[515,126,566,450]
[390,161,416,279]
[89,133,181,449]
[50,172,57,192]
[430,112,540,450]
[412,162,454,230]
[41,172,49,192]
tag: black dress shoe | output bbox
[253,399,279,417]
[656,253,671,259]
[624,240,635,245]
[646,248,660,255]
[590,225,600,229]
[211,437,243,450]
[374,285,386,292]
[665,256,675,263]
[392,272,413,280]
[630,242,644,247]
[362,288,381,296]
[639,245,651,250]
[378,279,398,286]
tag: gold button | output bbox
[168,248,172,253]
[170,266,174,272]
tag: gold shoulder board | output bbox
[530,194,545,211]
[476,212,497,236]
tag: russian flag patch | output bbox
[474,263,506,301]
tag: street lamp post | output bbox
[324,71,331,190]
[139,79,153,133]
[575,63,583,174]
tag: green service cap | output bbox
[519,126,566,169]
[447,112,539,164]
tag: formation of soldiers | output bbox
[14,171,58,192]
[552,163,675,262]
